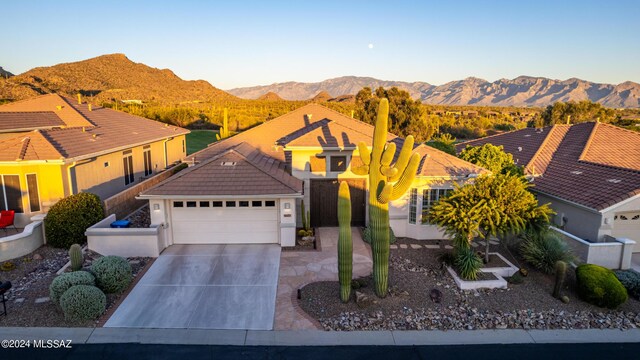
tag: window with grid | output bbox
[123,150,134,185]
[408,188,418,224]
[421,188,451,224]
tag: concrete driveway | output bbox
[105,244,281,330]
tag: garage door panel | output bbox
[172,209,277,222]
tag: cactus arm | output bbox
[357,142,371,165]
[389,136,415,182]
[377,183,393,204]
[389,153,421,201]
[351,165,369,176]
[379,142,396,175]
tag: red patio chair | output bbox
[0,210,17,234]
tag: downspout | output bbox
[162,138,172,169]
[67,161,77,196]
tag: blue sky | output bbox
[2,0,639,89]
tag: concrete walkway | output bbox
[275,227,372,330]
[1,327,639,346]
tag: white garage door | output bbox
[613,212,640,252]
[171,199,279,244]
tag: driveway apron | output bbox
[105,244,281,330]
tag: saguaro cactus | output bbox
[553,260,567,299]
[216,108,230,141]
[338,181,352,303]
[352,98,420,297]
[69,244,83,271]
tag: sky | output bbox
[2,0,640,89]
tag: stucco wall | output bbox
[86,214,164,257]
[536,193,603,242]
[0,221,44,262]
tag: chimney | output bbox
[56,105,63,111]
[305,113,312,121]
[77,93,82,104]
[88,104,92,111]
[82,127,85,132]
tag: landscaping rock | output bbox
[355,291,372,309]
[34,297,50,304]
[32,254,43,260]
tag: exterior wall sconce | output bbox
[153,204,160,211]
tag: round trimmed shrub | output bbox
[614,270,640,300]
[49,271,95,304]
[576,264,628,309]
[59,285,106,322]
[90,256,132,293]
[45,192,105,249]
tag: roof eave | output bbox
[137,193,303,200]
[530,188,601,214]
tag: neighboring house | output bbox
[139,104,486,247]
[0,94,189,226]
[456,122,640,251]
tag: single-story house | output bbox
[457,122,640,251]
[139,104,487,247]
[0,94,189,226]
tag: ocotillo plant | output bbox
[69,244,83,271]
[216,108,230,141]
[338,181,352,303]
[352,98,420,297]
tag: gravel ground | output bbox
[0,246,150,327]
[299,238,640,331]
[126,205,151,228]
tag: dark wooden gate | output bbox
[310,179,366,227]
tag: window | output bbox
[199,201,210,207]
[0,175,23,213]
[26,174,40,212]
[252,201,262,207]
[182,139,185,153]
[265,201,276,207]
[226,201,236,207]
[421,188,451,224]
[173,201,184,208]
[104,162,110,168]
[123,150,134,185]
[239,201,249,207]
[408,188,417,224]
[143,145,153,177]
[330,156,347,172]
[186,201,197,208]
[212,201,223,207]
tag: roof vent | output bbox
[517,146,523,152]
[221,161,236,166]
[607,179,621,184]
[524,134,531,137]
[56,105,63,111]
[571,171,583,175]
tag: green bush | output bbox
[49,271,95,304]
[362,227,396,244]
[90,256,132,294]
[614,270,640,300]
[454,247,482,280]
[59,285,106,322]
[576,264,628,309]
[44,193,104,249]
[520,231,573,274]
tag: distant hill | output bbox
[0,67,13,79]
[0,54,236,103]
[257,91,283,101]
[310,90,332,102]
[228,75,640,108]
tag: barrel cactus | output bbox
[352,98,420,297]
[69,244,83,271]
[338,181,352,303]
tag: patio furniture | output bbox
[0,210,17,235]
[0,281,11,316]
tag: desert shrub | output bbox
[454,247,482,280]
[90,256,132,294]
[614,270,640,300]
[520,231,573,274]
[49,271,95,304]
[44,193,104,248]
[362,227,396,245]
[59,285,106,322]
[576,264,628,309]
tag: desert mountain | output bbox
[310,90,332,102]
[0,67,13,79]
[229,76,640,108]
[257,91,283,101]
[0,54,235,103]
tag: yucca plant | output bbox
[454,247,482,280]
[520,231,574,274]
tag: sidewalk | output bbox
[1,327,639,346]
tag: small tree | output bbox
[427,174,553,263]
[459,143,523,176]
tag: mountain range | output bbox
[1,54,638,108]
[229,75,640,108]
[0,54,234,103]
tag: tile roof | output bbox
[0,112,65,132]
[142,142,302,197]
[188,103,483,178]
[0,94,189,161]
[0,131,63,161]
[457,122,640,211]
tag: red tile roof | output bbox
[142,142,302,197]
[0,94,189,161]
[457,122,640,211]
[0,112,65,132]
